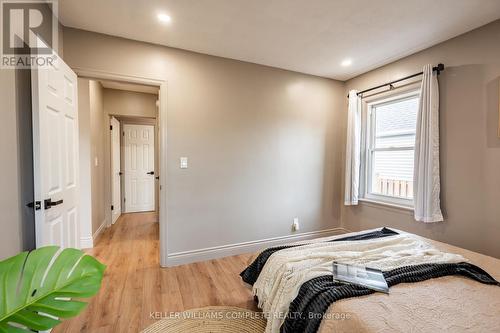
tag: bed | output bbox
[241,228,500,333]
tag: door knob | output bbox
[147,171,155,175]
[44,198,63,210]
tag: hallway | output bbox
[54,213,256,332]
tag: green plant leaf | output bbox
[0,246,105,332]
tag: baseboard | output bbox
[340,227,352,233]
[166,227,348,267]
[80,236,93,249]
[92,219,107,243]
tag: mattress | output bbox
[316,234,500,333]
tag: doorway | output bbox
[103,82,160,225]
[79,78,160,237]
[110,116,159,225]
[76,70,168,267]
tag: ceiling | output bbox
[59,0,500,80]
[100,80,159,95]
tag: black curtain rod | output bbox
[347,63,444,98]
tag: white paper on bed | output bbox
[332,262,389,293]
[252,233,466,333]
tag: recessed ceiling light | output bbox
[341,58,352,67]
[157,13,172,24]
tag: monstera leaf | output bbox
[0,246,105,332]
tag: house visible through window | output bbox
[363,91,419,207]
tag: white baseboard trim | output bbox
[80,236,93,249]
[92,219,107,243]
[166,227,349,267]
[341,227,352,233]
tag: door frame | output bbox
[74,68,168,267]
[110,116,121,224]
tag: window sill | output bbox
[358,198,414,214]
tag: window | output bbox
[362,91,419,207]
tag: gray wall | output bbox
[103,89,157,118]
[0,68,35,259]
[62,28,345,255]
[342,20,500,258]
[88,80,106,234]
[0,70,25,259]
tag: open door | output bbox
[111,117,121,224]
[32,55,80,248]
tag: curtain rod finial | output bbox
[435,63,445,74]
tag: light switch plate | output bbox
[180,157,188,169]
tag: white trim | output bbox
[92,219,107,242]
[73,67,164,86]
[79,236,93,249]
[364,192,413,209]
[340,227,353,233]
[166,228,349,267]
[358,198,413,214]
[71,67,168,267]
[361,88,420,208]
[158,83,168,267]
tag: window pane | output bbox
[374,97,418,149]
[371,150,414,199]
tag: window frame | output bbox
[360,88,420,209]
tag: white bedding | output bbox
[252,232,466,333]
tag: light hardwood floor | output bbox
[54,212,257,333]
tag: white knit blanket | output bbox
[252,233,466,333]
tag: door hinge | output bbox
[111,205,114,211]
[110,125,113,130]
[124,197,126,203]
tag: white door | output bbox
[124,124,155,212]
[32,56,79,249]
[111,117,121,224]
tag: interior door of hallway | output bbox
[123,124,155,213]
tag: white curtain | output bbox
[413,65,444,222]
[344,90,361,205]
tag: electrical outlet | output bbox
[292,218,300,232]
